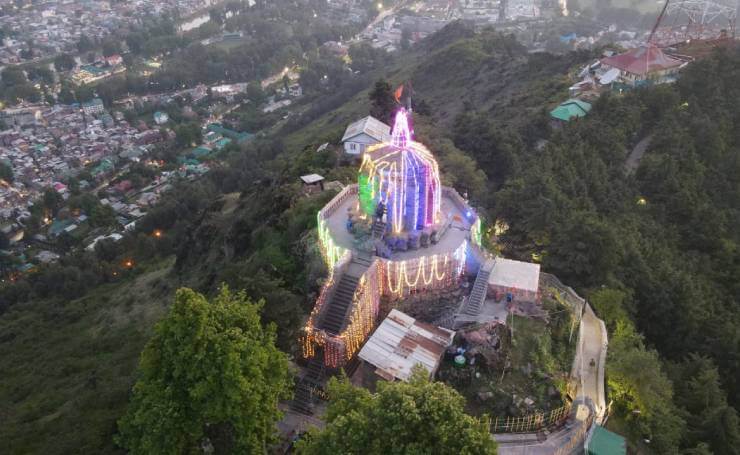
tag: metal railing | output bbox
[491,404,570,433]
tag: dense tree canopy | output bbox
[297,370,497,454]
[116,287,291,454]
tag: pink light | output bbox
[391,109,411,148]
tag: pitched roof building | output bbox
[341,115,391,155]
[550,99,592,122]
[358,309,455,382]
[600,45,686,87]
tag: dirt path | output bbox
[625,135,652,173]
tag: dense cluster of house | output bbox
[0,99,179,254]
[0,0,210,65]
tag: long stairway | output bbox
[463,259,495,316]
[319,273,360,334]
[292,350,326,414]
[317,257,371,335]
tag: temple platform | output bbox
[323,189,475,262]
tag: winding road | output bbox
[495,303,608,454]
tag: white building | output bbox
[488,257,541,303]
[341,115,391,156]
[82,98,105,116]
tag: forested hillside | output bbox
[1,21,738,453]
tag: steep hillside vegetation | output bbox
[1,21,738,453]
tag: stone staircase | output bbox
[371,218,386,239]
[292,350,326,414]
[317,258,371,335]
[463,259,495,316]
[318,273,360,335]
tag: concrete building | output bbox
[488,257,541,303]
[82,98,105,116]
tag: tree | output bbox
[174,123,202,148]
[0,162,13,182]
[400,27,412,50]
[77,34,95,52]
[1,66,27,86]
[57,87,76,105]
[246,82,266,105]
[297,369,496,454]
[116,287,291,454]
[368,79,396,124]
[54,53,76,72]
[42,188,63,215]
[101,38,121,57]
[349,43,384,73]
[607,322,685,453]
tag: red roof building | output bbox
[600,45,686,86]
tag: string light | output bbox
[471,217,482,247]
[302,109,484,368]
[358,110,441,234]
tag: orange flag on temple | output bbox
[394,84,404,103]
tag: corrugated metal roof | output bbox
[358,309,455,381]
[488,257,540,293]
[601,45,683,76]
[341,116,391,142]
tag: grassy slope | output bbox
[284,31,588,151]
[0,258,175,454]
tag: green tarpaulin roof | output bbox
[587,425,626,455]
[550,99,592,122]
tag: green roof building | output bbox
[586,425,626,455]
[550,99,592,122]
[207,123,254,144]
[191,146,212,158]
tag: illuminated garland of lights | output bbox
[358,110,442,234]
[381,241,467,299]
[301,110,486,369]
[471,217,483,247]
[302,259,382,368]
[317,212,347,270]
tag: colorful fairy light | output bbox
[358,110,441,234]
[381,240,467,299]
[471,217,483,247]
[303,109,484,368]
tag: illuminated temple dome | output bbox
[304,108,483,370]
[358,109,441,234]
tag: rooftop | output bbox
[300,173,325,184]
[489,257,541,292]
[341,115,391,142]
[358,309,455,381]
[550,99,592,122]
[586,425,626,455]
[601,45,684,76]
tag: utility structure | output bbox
[648,0,737,47]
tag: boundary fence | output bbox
[491,404,570,433]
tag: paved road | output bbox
[497,304,607,454]
[578,306,605,414]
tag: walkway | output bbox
[625,135,652,173]
[496,302,607,454]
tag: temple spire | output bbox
[391,109,411,148]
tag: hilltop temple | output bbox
[302,109,485,368]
